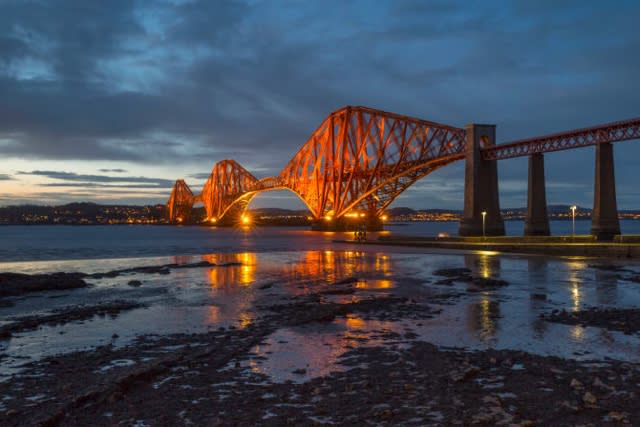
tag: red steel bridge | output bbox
[167,106,640,238]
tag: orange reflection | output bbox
[345,314,365,328]
[238,312,253,329]
[202,252,257,288]
[285,250,392,284]
[355,279,393,289]
[207,306,220,323]
[200,250,395,293]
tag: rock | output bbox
[531,293,547,301]
[292,368,307,375]
[472,277,509,288]
[482,395,502,407]
[593,377,614,391]
[432,268,471,277]
[404,383,416,391]
[607,411,629,422]
[570,378,583,389]
[582,391,597,405]
[0,272,88,297]
[127,280,142,287]
[453,366,480,382]
[559,400,579,412]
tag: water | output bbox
[2,219,640,263]
[1,223,640,383]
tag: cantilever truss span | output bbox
[167,106,640,223]
[167,106,467,223]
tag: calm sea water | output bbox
[1,219,639,262]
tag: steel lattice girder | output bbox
[482,117,640,160]
[278,106,466,218]
[167,106,640,223]
[167,179,194,222]
[200,159,261,220]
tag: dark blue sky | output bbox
[1,0,639,209]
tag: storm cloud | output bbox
[1,0,639,208]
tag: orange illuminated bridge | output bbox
[167,105,640,233]
[167,106,468,228]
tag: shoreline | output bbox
[339,237,640,258]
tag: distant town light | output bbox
[210,217,217,223]
[381,215,388,221]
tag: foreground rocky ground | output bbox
[1,266,639,425]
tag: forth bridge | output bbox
[167,106,640,239]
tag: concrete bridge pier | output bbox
[591,142,620,240]
[524,153,550,236]
[459,124,505,236]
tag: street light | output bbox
[570,205,577,236]
[481,211,487,239]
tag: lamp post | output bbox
[481,211,487,239]
[570,205,577,236]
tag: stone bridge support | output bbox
[459,124,505,236]
[524,153,550,236]
[591,142,620,240]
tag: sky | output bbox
[1,0,639,211]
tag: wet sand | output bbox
[1,250,639,425]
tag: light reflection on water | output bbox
[1,248,640,379]
[243,314,406,383]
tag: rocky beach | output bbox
[1,247,639,426]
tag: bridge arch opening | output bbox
[231,188,313,225]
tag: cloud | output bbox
[18,170,173,187]
[0,174,12,180]
[1,1,640,207]
[98,168,128,173]
[39,182,171,190]
[188,172,212,180]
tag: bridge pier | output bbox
[524,153,550,236]
[591,142,620,241]
[459,124,505,236]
